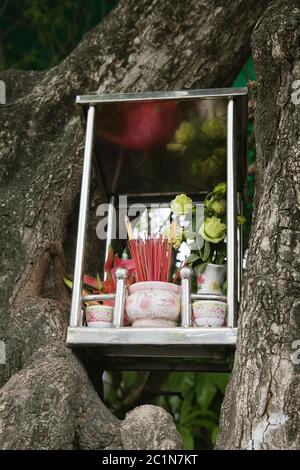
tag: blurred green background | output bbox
[0,0,116,71]
[1,0,256,449]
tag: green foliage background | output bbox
[105,370,230,449]
[0,0,117,71]
[1,0,256,450]
[233,57,256,227]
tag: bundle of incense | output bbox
[125,216,174,282]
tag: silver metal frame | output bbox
[68,89,247,360]
[180,267,193,328]
[113,268,128,327]
[67,326,237,348]
[76,87,247,105]
[70,105,95,327]
[226,98,237,328]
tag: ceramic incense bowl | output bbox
[85,304,113,328]
[126,281,181,327]
[192,300,226,327]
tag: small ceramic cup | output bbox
[192,300,226,327]
[85,304,113,328]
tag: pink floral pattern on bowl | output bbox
[126,282,181,327]
[86,305,113,327]
[192,300,226,327]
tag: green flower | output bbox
[172,226,184,250]
[237,215,247,224]
[175,121,195,145]
[211,182,227,196]
[167,142,186,153]
[199,216,226,244]
[207,198,226,216]
[167,121,195,153]
[205,182,226,215]
[214,147,226,158]
[170,194,193,215]
[196,155,220,181]
[202,118,226,141]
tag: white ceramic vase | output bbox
[126,281,181,327]
[196,263,226,295]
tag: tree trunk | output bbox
[217,0,300,450]
[0,0,268,449]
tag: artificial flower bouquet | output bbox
[169,183,246,327]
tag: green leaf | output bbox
[180,409,202,427]
[196,262,208,274]
[215,250,226,265]
[179,426,194,450]
[186,254,200,265]
[179,392,194,425]
[196,373,227,410]
[121,371,139,389]
[203,240,211,262]
[196,382,217,410]
[210,373,230,394]
[196,418,217,432]
[163,372,185,392]
[211,426,220,445]
[96,273,104,292]
[221,280,228,295]
[197,409,218,419]
[196,373,230,407]
[163,372,195,394]
[63,277,73,290]
[237,214,247,224]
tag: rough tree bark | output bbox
[217,0,300,450]
[0,0,268,449]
